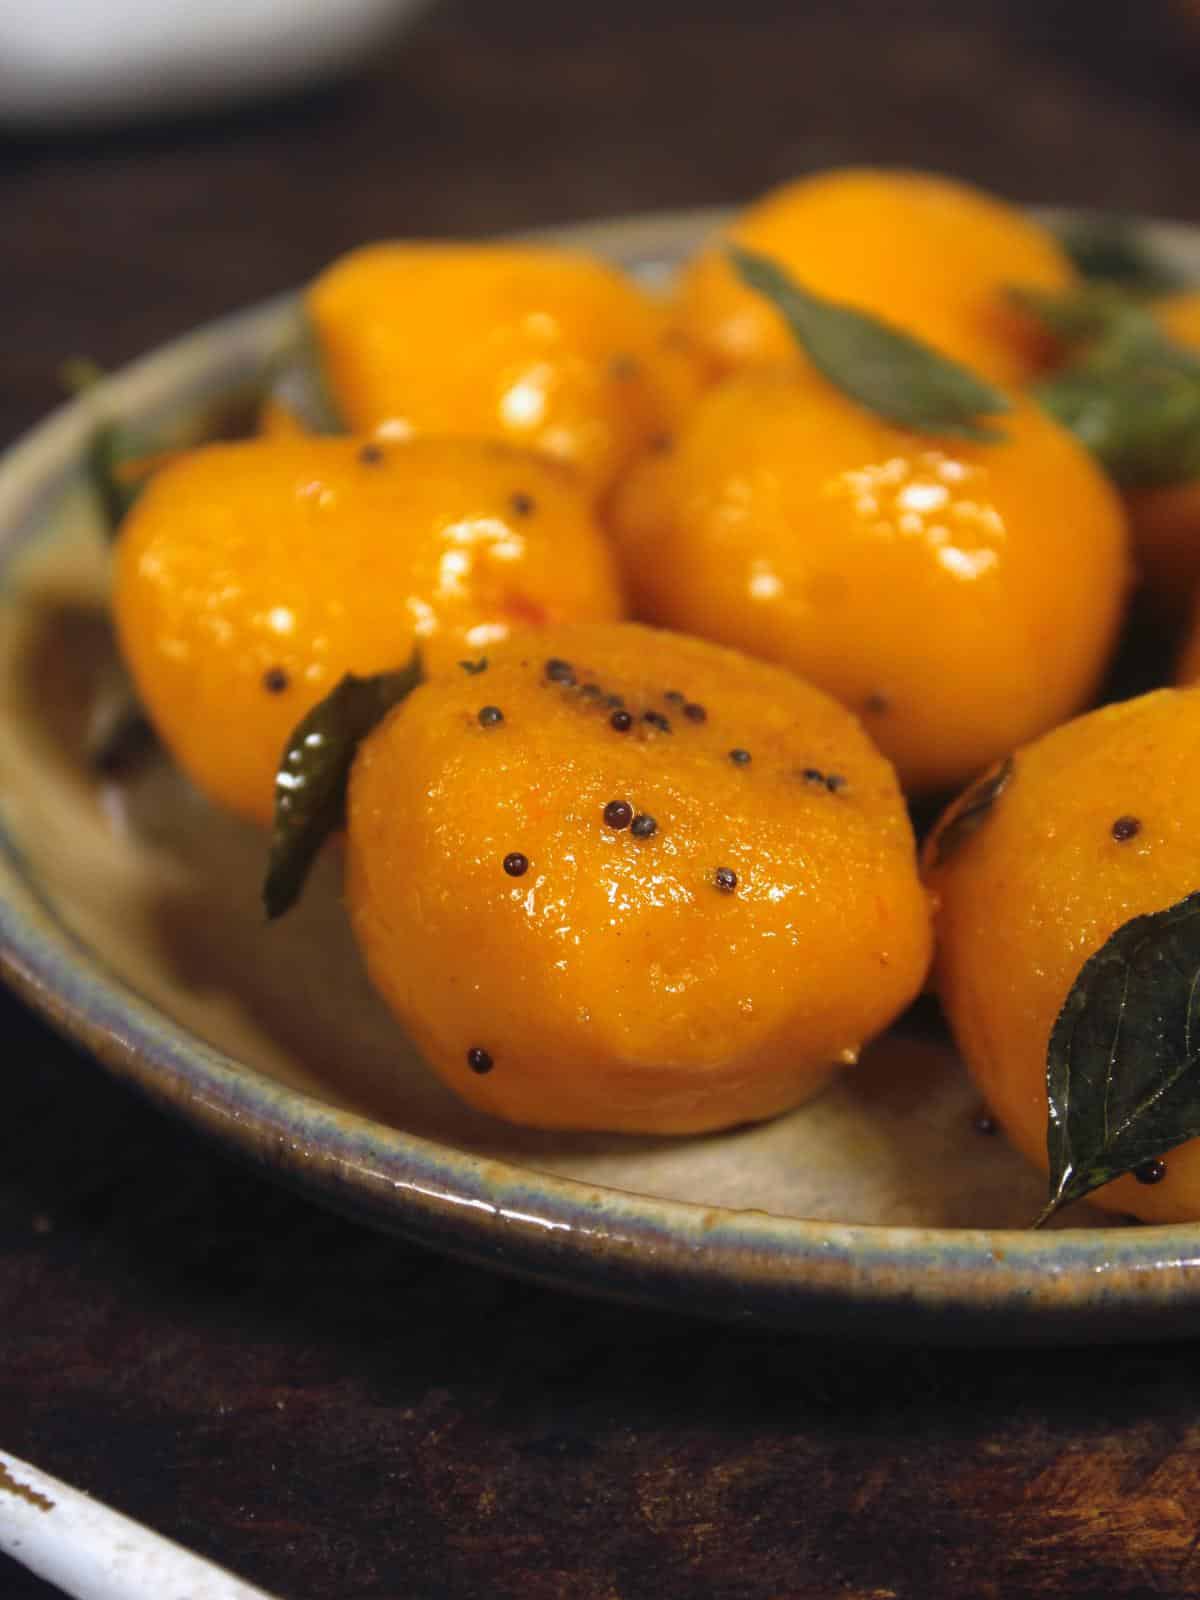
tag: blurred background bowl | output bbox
[0,0,433,130]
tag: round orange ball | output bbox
[114,436,624,825]
[609,371,1130,794]
[671,168,1075,387]
[346,623,932,1134]
[926,689,1200,1222]
[308,243,701,499]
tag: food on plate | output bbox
[307,243,701,498]
[609,371,1130,794]
[92,172,1200,1177]
[670,168,1075,386]
[1120,292,1200,614]
[343,623,932,1133]
[925,689,1200,1222]
[1017,274,1200,618]
[112,435,624,826]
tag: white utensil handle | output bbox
[0,1450,281,1600]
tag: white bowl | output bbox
[0,0,432,129]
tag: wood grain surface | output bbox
[4,2,1200,1595]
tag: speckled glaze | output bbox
[6,210,1200,1344]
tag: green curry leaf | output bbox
[931,757,1014,868]
[1033,334,1200,489]
[1007,283,1152,346]
[728,246,1011,441]
[1054,216,1190,297]
[263,650,424,920]
[264,315,345,435]
[61,359,148,539]
[1015,282,1200,489]
[1035,890,1200,1226]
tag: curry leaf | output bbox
[728,246,1011,441]
[1033,337,1200,489]
[931,756,1014,868]
[61,359,148,539]
[1016,283,1200,488]
[1006,283,1152,346]
[264,317,345,435]
[1054,216,1190,297]
[263,650,423,920]
[1035,890,1200,1225]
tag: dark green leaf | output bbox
[1054,216,1190,297]
[61,359,149,540]
[263,650,423,920]
[1033,334,1200,489]
[932,756,1014,868]
[728,246,1010,441]
[1035,889,1200,1225]
[1006,283,1153,347]
[1017,285,1200,488]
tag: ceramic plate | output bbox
[5,208,1200,1345]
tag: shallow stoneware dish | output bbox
[5,208,1200,1345]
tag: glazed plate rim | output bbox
[6,203,1200,1344]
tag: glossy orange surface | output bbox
[670,168,1074,387]
[346,622,932,1133]
[609,371,1130,794]
[307,243,701,499]
[113,436,624,826]
[926,689,1200,1222]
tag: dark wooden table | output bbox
[5,3,1200,1595]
